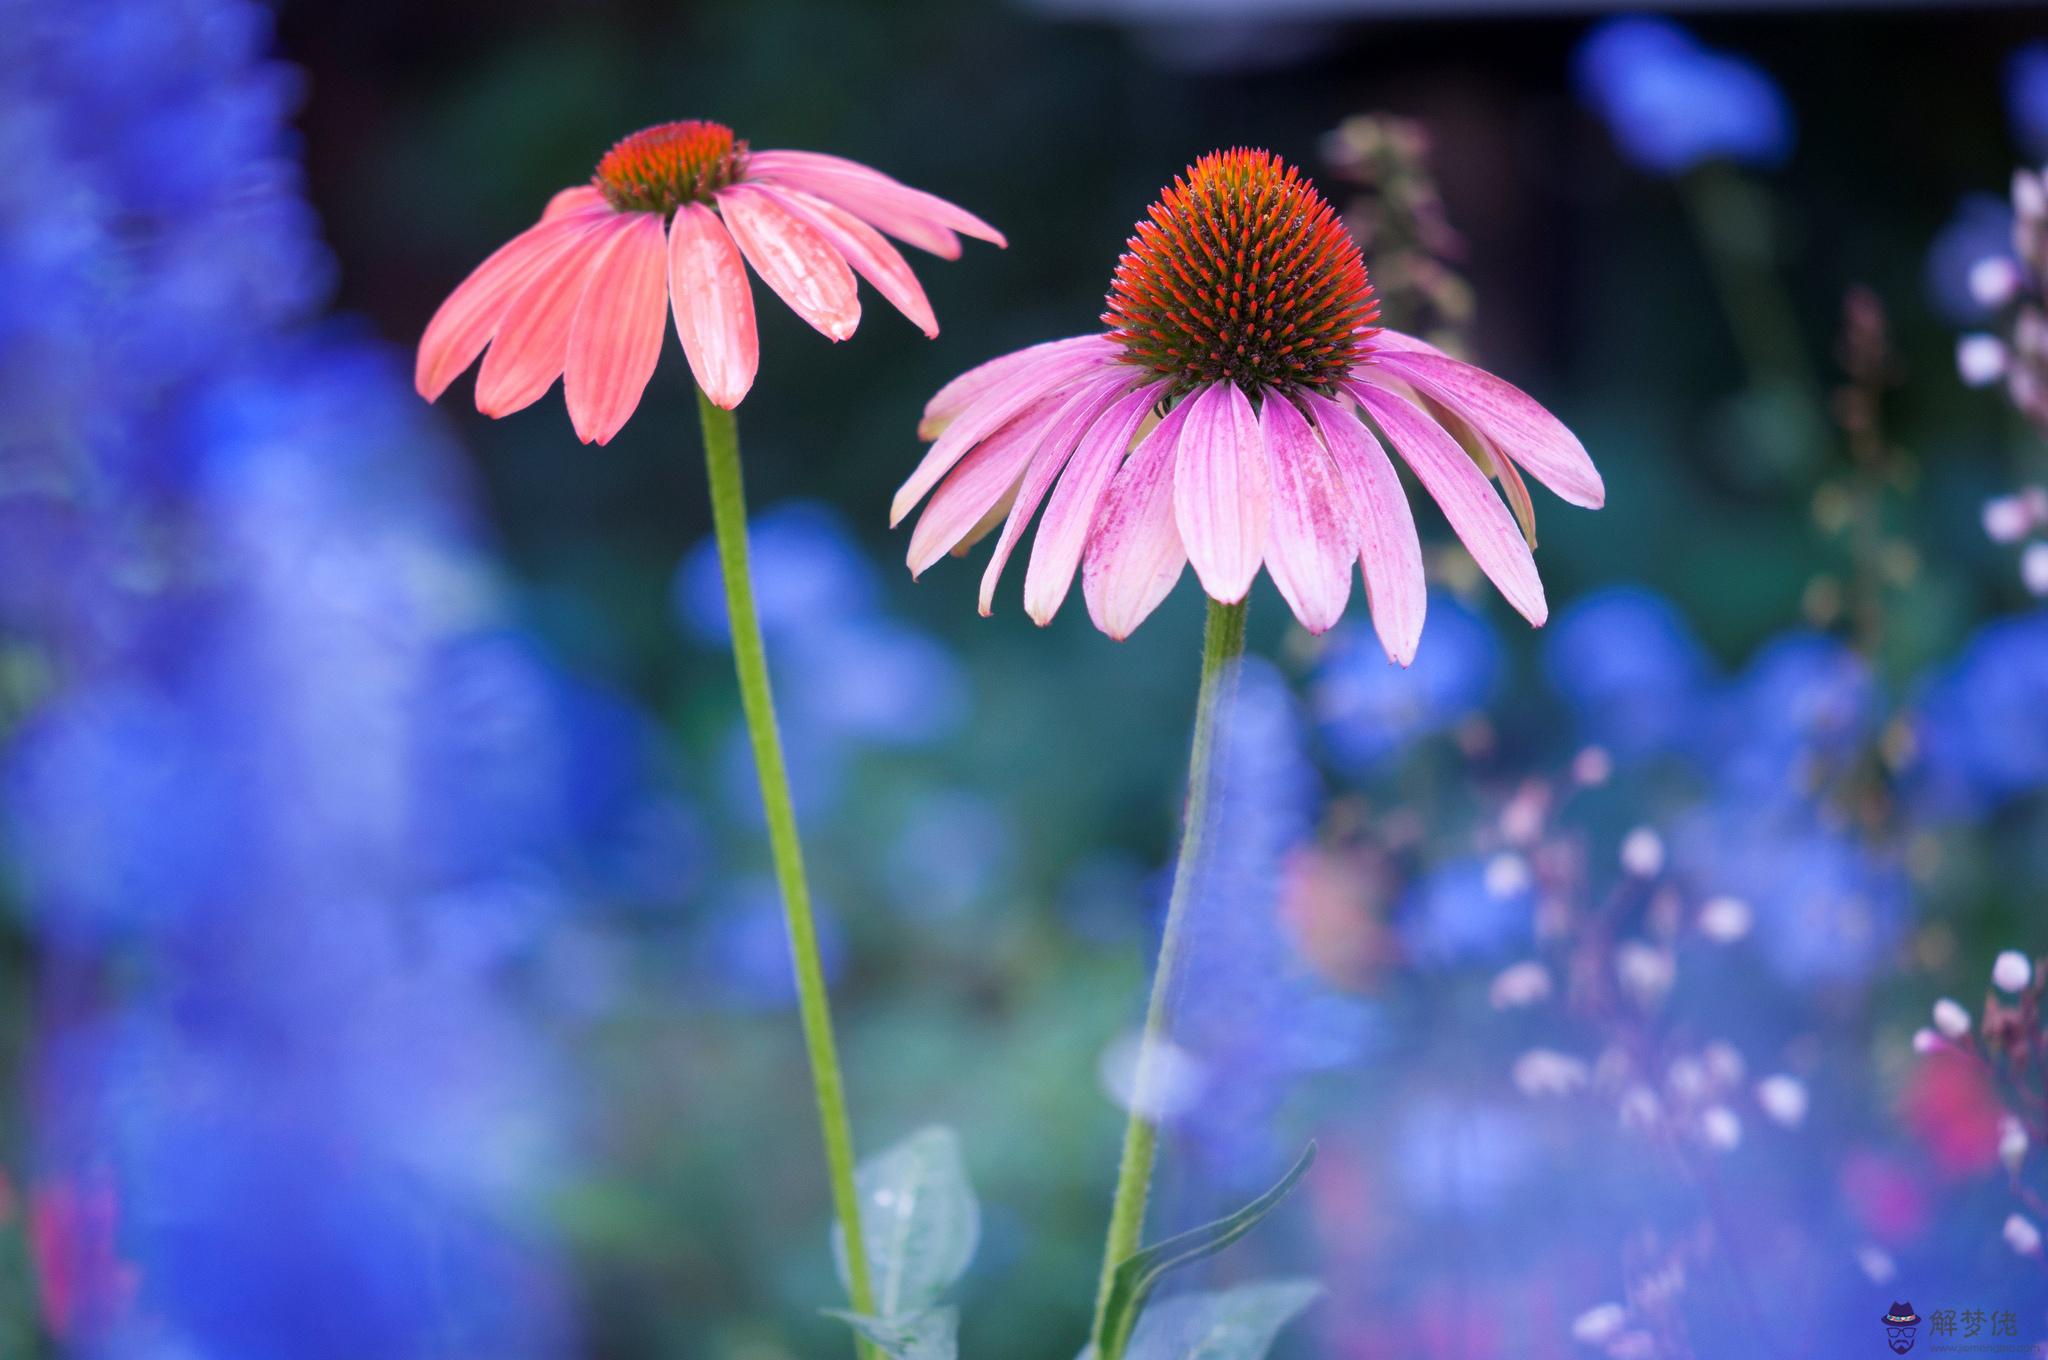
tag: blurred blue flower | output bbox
[1674,811,1905,985]
[1924,194,2019,325]
[675,500,878,644]
[694,875,845,1010]
[1166,662,1379,1189]
[777,617,967,747]
[882,788,1016,919]
[2009,43,2048,160]
[1575,17,1793,176]
[1545,585,1715,759]
[1312,592,1501,770]
[1908,610,2048,817]
[1390,1100,1538,1216]
[1711,630,1875,806]
[0,0,647,1350]
[1397,855,1532,968]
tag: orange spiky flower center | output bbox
[594,120,750,215]
[1104,148,1380,398]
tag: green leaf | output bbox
[824,1307,959,1360]
[1093,1142,1315,1360]
[833,1125,980,1319]
[1123,1279,1321,1360]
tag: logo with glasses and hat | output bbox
[1881,1302,1921,1354]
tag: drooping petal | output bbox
[474,220,616,418]
[1258,392,1356,635]
[542,185,605,222]
[892,348,1111,526]
[752,183,937,337]
[563,211,668,445]
[1349,379,1547,626]
[906,397,1062,577]
[1365,329,1451,359]
[1083,400,1192,641]
[1172,381,1271,604]
[667,203,759,409]
[976,373,1139,615]
[1373,349,1604,509]
[415,208,607,401]
[920,336,1115,440]
[714,184,861,341]
[1023,381,1167,625]
[1304,392,1426,664]
[748,151,1007,247]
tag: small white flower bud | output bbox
[1098,1032,1204,1121]
[1757,1074,1809,1127]
[1484,852,1531,900]
[1571,1303,1627,1344]
[1856,1245,1897,1284]
[1703,1042,1745,1087]
[1698,896,1752,943]
[1667,1056,1708,1101]
[1617,942,1676,1007]
[1489,960,1552,1009]
[1619,827,1665,877]
[1959,334,2011,388]
[2022,542,2048,598]
[1970,255,2024,309]
[2015,169,2048,226]
[1984,493,2036,542]
[1933,997,1972,1040]
[1619,1084,1662,1131]
[1571,745,1612,787]
[1513,1048,1589,1097]
[2000,1114,2029,1176]
[1912,1027,1943,1054]
[2006,1212,2042,1257]
[1700,1105,1743,1150]
[1994,950,2034,994]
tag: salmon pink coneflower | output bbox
[895,147,1604,657]
[415,119,1004,442]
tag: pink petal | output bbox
[1304,392,1426,665]
[920,336,1114,440]
[1365,329,1451,359]
[1023,381,1167,625]
[667,203,759,409]
[415,209,605,402]
[1350,378,1547,627]
[542,185,605,222]
[1372,349,1603,509]
[892,348,1110,526]
[715,184,860,342]
[906,396,1061,577]
[975,373,1138,615]
[1258,393,1356,635]
[1172,381,1271,604]
[743,163,967,258]
[564,211,668,445]
[748,151,1007,247]
[474,221,615,418]
[753,184,937,338]
[1083,400,1193,640]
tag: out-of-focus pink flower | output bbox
[28,1173,138,1343]
[895,148,1603,653]
[1900,1051,2004,1178]
[417,120,1004,440]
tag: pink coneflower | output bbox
[895,148,1603,657]
[415,119,1004,442]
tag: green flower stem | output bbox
[696,388,878,1353]
[1090,595,1249,1352]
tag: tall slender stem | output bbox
[1090,596,1249,1348]
[696,388,878,1349]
